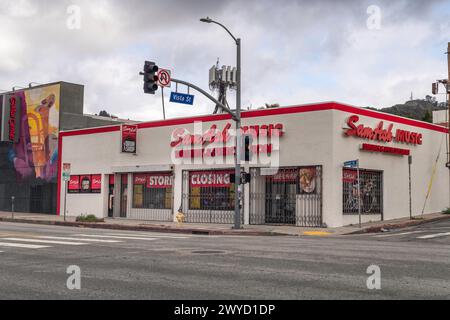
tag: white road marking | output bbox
[36,236,123,243]
[0,242,50,249]
[2,238,88,246]
[73,234,158,241]
[102,233,188,239]
[417,232,450,240]
[375,231,424,238]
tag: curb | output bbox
[346,215,450,235]
[0,217,283,237]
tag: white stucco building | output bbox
[57,102,449,228]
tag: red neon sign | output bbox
[345,115,422,146]
[170,123,284,148]
[8,96,17,142]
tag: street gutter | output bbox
[0,217,285,237]
[346,214,450,235]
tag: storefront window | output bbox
[343,169,383,215]
[132,173,173,210]
[189,170,235,211]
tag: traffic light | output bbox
[432,82,438,95]
[242,135,253,162]
[142,61,159,94]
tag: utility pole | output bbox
[447,42,450,208]
[201,17,243,229]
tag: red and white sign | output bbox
[122,124,138,154]
[343,170,357,183]
[134,174,147,185]
[344,115,423,146]
[68,175,80,193]
[91,174,102,193]
[157,69,171,88]
[147,174,173,189]
[272,169,298,182]
[190,171,233,188]
[361,143,410,156]
[171,123,284,148]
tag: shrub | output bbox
[443,208,450,215]
[76,214,104,223]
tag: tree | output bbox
[99,110,111,117]
[422,110,433,123]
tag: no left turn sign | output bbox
[158,69,171,88]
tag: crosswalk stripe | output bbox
[103,233,188,239]
[2,238,88,246]
[375,231,423,238]
[0,242,50,249]
[417,232,450,240]
[73,234,158,241]
[36,236,123,243]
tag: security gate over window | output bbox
[130,172,174,221]
[343,169,383,216]
[250,166,323,227]
[181,170,242,224]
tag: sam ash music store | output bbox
[57,102,449,228]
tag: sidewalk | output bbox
[0,211,448,236]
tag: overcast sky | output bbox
[0,0,449,121]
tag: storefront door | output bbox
[119,174,128,218]
[250,167,323,227]
[264,170,297,225]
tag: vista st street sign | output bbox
[170,92,195,105]
[344,160,359,168]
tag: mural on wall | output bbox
[7,85,60,182]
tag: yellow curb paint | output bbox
[303,231,332,236]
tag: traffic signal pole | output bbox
[234,38,242,229]
[171,78,237,121]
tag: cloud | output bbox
[0,0,448,121]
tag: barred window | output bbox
[132,173,173,210]
[188,170,235,211]
[343,169,383,215]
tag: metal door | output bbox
[250,166,323,227]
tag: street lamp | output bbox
[200,17,242,229]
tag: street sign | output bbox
[344,160,359,168]
[157,69,171,88]
[62,163,71,182]
[170,92,195,105]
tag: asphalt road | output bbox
[0,220,449,300]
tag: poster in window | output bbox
[80,175,92,193]
[121,124,138,154]
[299,167,317,194]
[134,174,147,185]
[272,169,298,183]
[343,169,357,183]
[91,174,102,193]
[68,175,80,193]
[189,170,233,188]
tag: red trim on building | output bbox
[56,132,63,216]
[59,103,449,138]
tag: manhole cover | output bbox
[191,250,226,255]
